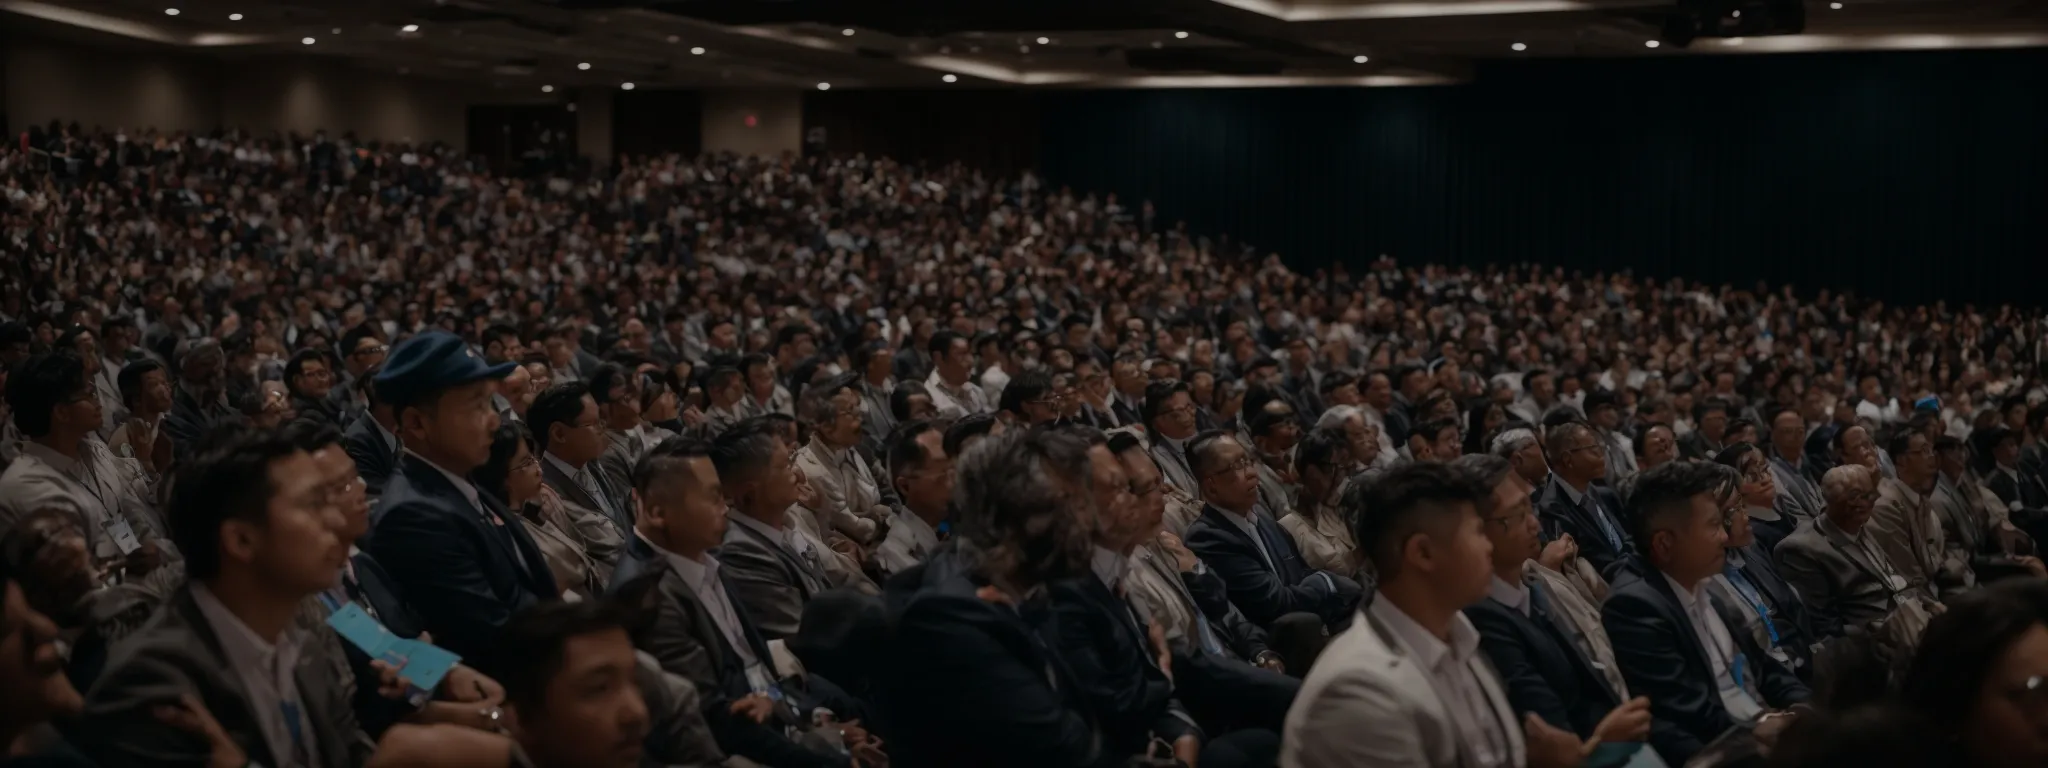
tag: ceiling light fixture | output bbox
[942,74,958,83]
[331,27,341,34]
[1828,2,1842,7]
[228,13,241,20]
[164,8,178,16]
[666,35,679,43]
[817,82,831,90]
[541,85,554,92]
[841,28,855,36]
[621,82,635,90]
[301,36,315,45]
[1645,40,1661,48]
[577,62,591,70]
[1174,30,1189,39]
[1019,44,1030,53]
[1150,41,1163,48]
[690,47,705,55]
[1036,36,1050,44]
[402,24,419,33]
[1511,42,1527,51]
[1353,54,1368,63]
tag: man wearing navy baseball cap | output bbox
[362,331,559,673]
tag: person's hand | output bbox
[1753,710,1800,750]
[1522,713,1585,768]
[1590,697,1652,746]
[371,659,414,700]
[1253,651,1285,674]
[154,694,247,768]
[729,693,776,724]
[124,539,164,578]
[680,404,705,428]
[2016,556,2046,578]
[1147,620,1173,682]
[1172,734,1201,768]
[1159,531,1200,573]
[1538,535,1576,573]
[437,664,503,705]
[840,720,887,767]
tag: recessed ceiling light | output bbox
[1353,55,1368,63]
[1036,36,1050,44]
[1150,41,1163,48]
[1645,40,1661,48]
[577,62,591,70]
[666,35,679,43]
[331,27,341,34]
[228,13,241,20]
[301,37,315,45]
[1731,9,1741,17]
[1019,44,1030,53]
[401,24,419,33]
[817,82,831,90]
[1174,30,1189,39]
[541,84,554,93]
[164,8,179,16]
[942,74,958,83]
[1725,37,1745,45]
[841,28,855,36]
[621,82,635,90]
[1828,2,1842,7]
[689,47,705,55]
[1511,42,1527,51]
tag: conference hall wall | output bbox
[808,48,2047,306]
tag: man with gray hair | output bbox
[884,427,1109,767]
[1773,464,1932,642]
[1491,428,1549,490]
[793,373,884,547]
[1317,405,1386,477]
[160,336,235,453]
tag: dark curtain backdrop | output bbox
[803,89,1041,177]
[612,89,703,160]
[1037,48,2048,306]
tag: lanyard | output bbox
[1723,566,1781,647]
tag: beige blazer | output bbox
[1278,503,1360,578]
[1283,605,1526,768]
[1870,477,1971,595]
[793,437,882,544]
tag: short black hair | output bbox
[1295,427,1344,474]
[710,416,784,485]
[1632,422,1672,457]
[587,363,629,405]
[1712,441,1759,469]
[1185,428,1239,477]
[928,330,967,357]
[998,369,1054,415]
[942,413,1001,459]
[528,382,592,455]
[1345,461,1489,581]
[739,353,774,379]
[284,348,329,386]
[704,366,742,394]
[1106,431,1146,457]
[475,422,535,502]
[340,323,380,358]
[1249,405,1296,439]
[1623,460,1728,550]
[1317,372,1358,398]
[633,435,715,494]
[168,429,303,580]
[117,358,165,409]
[280,419,344,453]
[1540,406,1581,430]
[891,381,930,422]
[887,419,942,479]
[773,324,814,354]
[497,597,637,713]
[1884,427,1924,462]
[1412,418,1459,447]
[849,339,889,374]
[5,353,88,438]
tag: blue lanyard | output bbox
[1724,565,1781,647]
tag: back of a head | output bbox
[1344,461,1489,582]
[709,416,782,486]
[1902,578,2048,732]
[998,369,1054,416]
[951,427,1095,591]
[942,413,1000,459]
[1765,705,1947,768]
[633,435,715,495]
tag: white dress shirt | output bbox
[925,369,992,419]
[876,508,941,576]
[1663,573,1764,721]
[1369,594,1513,768]
[191,583,321,768]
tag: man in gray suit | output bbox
[79,431,373,768]
[532,382,633,535]
[714,418,834,640]
[1774,464,1934,642]
[1287,462,1586,768]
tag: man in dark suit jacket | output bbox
[362,332,559,674]
[1460,454,1641,742]
[712,420,834,640]
[341,385,402,500]
[1183,432,1359,630]
[1773,464,1925,641]
[1539,422,1638,579]
[1602,463,1810,765]
[532,382,635,535]
[80,432,370,768]
[610,437,859,768]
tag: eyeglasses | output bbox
[512,456,541,472]
[1161,403,1197,417]
[353,344,389,357]
[1568,442,1606,456]
[1740,463,1770,482]
[572,419,605,432]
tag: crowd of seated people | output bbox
[2,122,2048,768]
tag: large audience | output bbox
[3,122,2048,768]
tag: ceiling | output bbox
[5,0,2046,89]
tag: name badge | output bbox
[103,516,142,555]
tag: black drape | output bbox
[1037,48,2048,305]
